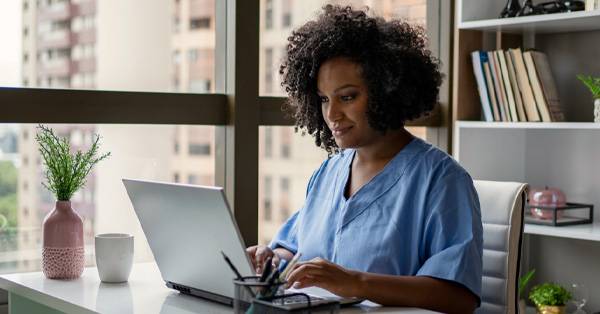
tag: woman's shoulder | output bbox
[411,138,471,181]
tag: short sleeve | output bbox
[416,170,483,302]
[269,211,300,254]
[268,164,323,254]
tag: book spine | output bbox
[530,51,565,122]
[523,51,552,122]
[498,50,519,122]
[510,48,541,122]
[505,50,527,121]
[483,62,500,121]
[488,51,508,121]
[471,51,493,122]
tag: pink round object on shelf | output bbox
[528,186,566,220]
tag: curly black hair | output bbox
[280,5,442,155]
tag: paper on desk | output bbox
[286,286,381,308]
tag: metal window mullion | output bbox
[0,88,227,124]
[217,0,260,246]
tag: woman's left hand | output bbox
[284,257,362,297]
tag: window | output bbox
[2,1,216,93]
[280,177,290,193]
[282,0,292,28]
[2,0,446,268]
[259,0,427,97]
[188,143,211,156]
[173,16,180,33]
[265,0,273,29]
[264,48,273,94]
[190,17,211,30]
[173,50,181,64]
[259,126,328,244]
[263,176,272,221]
[264,127,273,158]
[0,124,215,274]
[188,49,198,63]
[264,199,272,222]
[188,174,198,184]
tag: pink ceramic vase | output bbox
[42,201,85,279]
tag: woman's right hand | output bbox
[246,245,280,274]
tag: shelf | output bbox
[455,121,600,130]
[524,222,600,242]
[459,10,600,34]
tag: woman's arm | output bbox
[355,272,478,314]
[286,258,478,314]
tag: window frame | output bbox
[0,0,453,247]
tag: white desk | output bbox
[0,262,436,313]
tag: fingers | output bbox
[253,245,274,274]
[285,262,326,288]
[271,253,281,268]
[246,246,259,270]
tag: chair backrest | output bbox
[474,180,527,314]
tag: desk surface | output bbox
[0,262,436,314]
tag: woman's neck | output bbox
[354,128,413,166]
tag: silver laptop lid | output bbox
[123,179,255,299]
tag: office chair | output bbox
[474,180,528,314]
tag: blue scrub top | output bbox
[269,137,483,300]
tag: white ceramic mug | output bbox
[95,233,134,283]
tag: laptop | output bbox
[123,179,362,307]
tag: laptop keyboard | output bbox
[276,294,324,305]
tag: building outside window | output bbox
[265,0,273,29]
[189,17,210,30]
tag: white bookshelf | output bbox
[524,222,600,242]
[456,121,600,130]
[453,0,600,309]
[458,9,600,34]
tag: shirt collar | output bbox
[337,137,429,230]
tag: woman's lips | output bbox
[332,126,352,136]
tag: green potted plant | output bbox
[36,125,110,279]
[519,269,536,313]
[529,282,571,314]
[576,74,600,122]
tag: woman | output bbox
[247,5,482,313]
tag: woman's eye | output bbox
[341,95,355,101]
[320,96,329,103]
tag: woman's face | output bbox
[317,57,379,149]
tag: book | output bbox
[529,51,565,122]
[497,50,519,122]
[509,48,541,122]
[505,50,527,121]
[523,51,552,122]
[483,61,501,121]
[471,51,493,122]
[488,51,508,121]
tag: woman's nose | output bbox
[325,100,343,122]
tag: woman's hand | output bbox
[246,245,280,274]
[284,257,363,298]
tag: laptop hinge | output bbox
[166,281,233,306]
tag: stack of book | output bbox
[471,49,564,122]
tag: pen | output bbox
[279,252,302,281]
[220,251,256,299]
[264,269,281,297]
[277,259,288,273]
[220,250,243,280]
[259,256,273,282]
